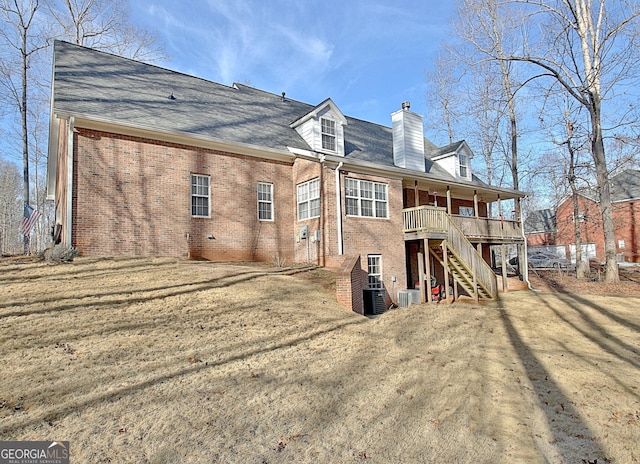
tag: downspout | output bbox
[336,161,344,255]
[66,117,75,247]
[520,202,533,290]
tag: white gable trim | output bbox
[290,98,347,127]
[290,98,347,157]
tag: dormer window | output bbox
[321,118,336,152]
[290,98,347,157]
[459,153,468,178]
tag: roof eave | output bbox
[288,147,525,201]
[54,111,297,164]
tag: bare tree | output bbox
[425,52,464,144]
[486,0,640,283]
[0,0,50,253]
[49,0,166,61]
[0,158,22,254]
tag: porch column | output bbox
[501,243,508,292]
[424,239,432,303]
[418,252,425,303]
[473,190,479,217]
[414,180,419,207]
[446,187,452,215]
[442,241,450,302]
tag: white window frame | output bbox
[345,178,388,218]
[191,174,210,218]
[257,182,274,221]
[297,178,320,221]
[321,117,336,152]
[459,206,475,217]
[367,255,383,289]
[458,153,469,178]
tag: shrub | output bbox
[40,244,80,263]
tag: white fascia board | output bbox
[288,147,524,200]
[59,113,296,164]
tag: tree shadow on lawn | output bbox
[1,310,366,437]
[0,267,270,316]
[497,293,609,463]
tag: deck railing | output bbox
[402,206,449,234]
[403,206,522,241]
[451,215,522,240]
[402,206,505,299]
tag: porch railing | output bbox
[403,206,498,299]
[402,206,448,234]
[451,215,522,241]
[403,206,522,241]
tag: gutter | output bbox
[336,161,344,255]
[66,117,75,247]
[519,205,533,290]
[57,113,297,164]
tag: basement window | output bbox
[191,174,210,217]
[367,255,383,288]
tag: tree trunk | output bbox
[590,98,619,282]
[21,28,30,254]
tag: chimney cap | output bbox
[402,101,411,110]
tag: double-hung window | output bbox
[345,178,388,218]
[191,174,210,217]
[257,182,273,221]
[297,178,320,221]
[459,153,468,178]
[459,206,474,217]
[321,118,336,152]
[367,255,383,288]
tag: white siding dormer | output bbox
[431,141,473,181]
[291,98,347,157]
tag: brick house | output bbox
[525,169,640,264]
[47,41,525,312]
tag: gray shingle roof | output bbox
[610,169,640,202]
[50,40,500,188]
[429,141,465,159]
[524,209,557,234]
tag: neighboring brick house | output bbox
[525,169,640,263]
[524,208,557,248]
[47,41,525,311]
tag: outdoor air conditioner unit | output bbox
[398,289,421,308]
[363,288,387,316]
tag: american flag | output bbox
[19,205,43,236]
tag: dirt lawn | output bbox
[1,257,638,463]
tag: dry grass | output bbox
[1,257,639,463]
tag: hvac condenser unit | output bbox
[363,289,387,316]
[397,289,421,308]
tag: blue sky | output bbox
[130,0,456,140]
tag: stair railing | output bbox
[443,213,498,298]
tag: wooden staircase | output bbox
[429,214,498,301]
